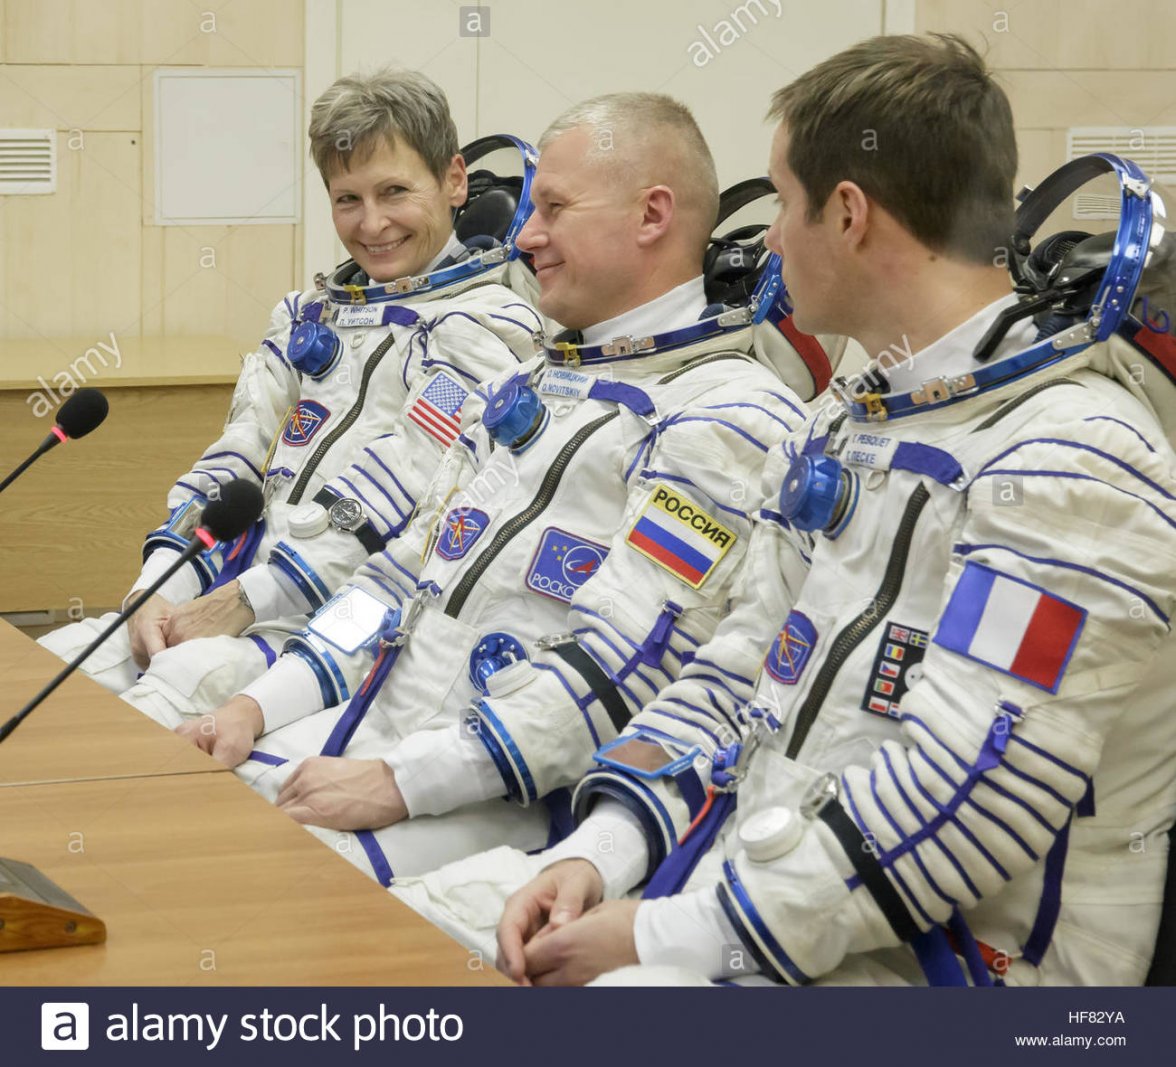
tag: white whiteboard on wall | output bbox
[155,68,301,225]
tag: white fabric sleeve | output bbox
[240,655,326,733]
[128,546,203,606]
[540,799,650,899]
[634,888,756,980]
[385,725,505,817]
[236,563,311,623]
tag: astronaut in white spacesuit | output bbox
[471,34,1176,988]
[178,92,849,882]
[39,69,541,707]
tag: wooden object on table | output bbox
[0,856,106,953]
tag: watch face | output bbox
[329,497,364,531]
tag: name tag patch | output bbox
[764,610,817,685]
[526,527,609,603]
[625,485,735,588]
[841,431,898,471]
[334,305,386,328]
[861,622,930,718]
[539,368,595,401]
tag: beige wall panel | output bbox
[157,225,235,336]
[337,0,478,140]
[1,132,141,341]
[138,63,302,345]
[3,0,142,64]
[139,217,165,337]
[66,132,144,339]
[918,0,1175,71]
[156,224,295,347]
[219,224,299,348]
[0,65,141,130]
[5,0,303,66]
[140,0,304,67]
[474,0,883,184]
[1013,127,1069,194]
[999,70,1176,130]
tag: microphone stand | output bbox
[0,430,65,496]
[0,529,217,743]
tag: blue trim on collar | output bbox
[543,311,752,367]
[838,337,1080,422]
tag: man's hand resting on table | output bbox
[176,694,263,768]
[275,757,408,831]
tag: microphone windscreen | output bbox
[55,388,109,439]
[199,480,264,542]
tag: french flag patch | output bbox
[933,562,1086,693]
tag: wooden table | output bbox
[0,335,246,614]
[0,774,505,985]
[0,626,506,986]
[0,620,221,787]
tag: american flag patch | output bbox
[408,371,467,446]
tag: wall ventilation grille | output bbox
[1067,127,1176,218]
[0,129,56,195]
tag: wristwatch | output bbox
[312,488,384,555]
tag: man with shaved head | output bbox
[181,92,836,884]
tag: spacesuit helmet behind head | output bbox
[979,153,1174,445]
[703,176,850,401]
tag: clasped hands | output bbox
[495,859,641,987]
[126,581,255,669]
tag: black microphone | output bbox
[0,480,264,744]
[0,388,110,495]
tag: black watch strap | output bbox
[549,640,631,735]
[313,488,384,556]
[817,797,920,943]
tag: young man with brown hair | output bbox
[493,33,1176,987]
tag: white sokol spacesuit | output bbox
[40,137,543,718]
[226,233,850,882]
[396,154,1176,987]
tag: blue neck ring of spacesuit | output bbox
[836,153,1162,423]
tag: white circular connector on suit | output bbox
[288,502,330,538]
[739,805,804,862]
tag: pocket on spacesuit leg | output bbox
[38,614,137,694]
[389,844,553,959]
[234,752,299,798]
[124,634,271,718]
[311,801,552,894]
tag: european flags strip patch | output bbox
[933,562,1086,693]
[625,485,735,589]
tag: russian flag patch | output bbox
[933,562,1086,693]
[625,485,736,588]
